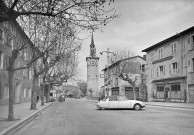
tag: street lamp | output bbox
[100,48,116,96]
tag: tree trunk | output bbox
[45,85,50,103]
[40,85,45,106]
[132,86,136,100]
[31,75,38,110]
[8,71,14,121]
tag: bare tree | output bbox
[1,0,118,121]
[77,80,87,96]
[114,61,141,100]
[110,49,135,64]
[0,0,118,30]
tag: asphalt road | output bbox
[13,98,194,135]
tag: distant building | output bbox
[0,20,33,105]
[142,26,194,103]
[86,34,99,97]
[101,56,146,100]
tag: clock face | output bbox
[90,61,96,66]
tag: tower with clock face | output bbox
[86,33,99,97]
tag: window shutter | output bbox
[169,64,171,75]
[171,44,173,54]
[177,62,180,74]
[3,54,6,69]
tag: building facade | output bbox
[142,26,194,103]
[86,34,99,97]
[101,56,146,100]
[0,20,34,105]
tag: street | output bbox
[12,98,194,135]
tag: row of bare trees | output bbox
[0,0,118,121]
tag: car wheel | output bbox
[134,104,141,110]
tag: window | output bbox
[171,84,180,91]
[151,69,154,78]
[118,96,127,101]
[29,69,33,80]
[3,21,8,29]
[188,60,191,66]
[24,51,27,60]
[150,51,154,61]
[0,52,3,69]
[0,29,7,44]
[114,78,118,86]
[157,66,165,77]
[11,39,14,50]
[11,25,16,37]
[109,96,117,101]
[0,29,3,41]
[171,62,179,75]
[192,58,194,72]
[4,86,9,99]
[26,88,31,97]
[157,85,164,92]
[158,48,163,59]
[171,42,177,54]
[141,64,145,72]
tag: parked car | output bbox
[96,95,145,110]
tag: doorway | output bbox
[15,83,21,103]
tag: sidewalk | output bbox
[146,102,194,109]
[0,102,52,135]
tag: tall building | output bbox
[86,33,99,97]
[142,26,194,103]
[0,20,34,105]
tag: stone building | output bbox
[142,26,194,103]
[86,34,99,97]
[101,56,146,100]
[0,20,33,105]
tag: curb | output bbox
[146,104,194,110]
[0,103,52,135]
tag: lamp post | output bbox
[100,48,116,96]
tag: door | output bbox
[15,83,21,103]
[108,96,118,108]
[118,96,131,108]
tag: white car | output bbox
[97,95,145,110]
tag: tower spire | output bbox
[90,33,96,56]
[91,32,94,45]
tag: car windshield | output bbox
[117,96,128,101]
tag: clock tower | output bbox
[86,33,99,97]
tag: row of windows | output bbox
[0,25,31,61]
[150,35,194,61]
[156,84,180,92]
[2,86,31,99]
[151,62,180,78]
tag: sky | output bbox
[76,0,194,88]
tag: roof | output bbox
[142,26,194,52]
[102,55,145,71]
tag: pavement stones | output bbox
[0,99,194,135]
[0,102,52,135]
[146,102,194,109]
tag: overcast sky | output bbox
[76,0,194,88]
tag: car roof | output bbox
[106,95,125,98]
